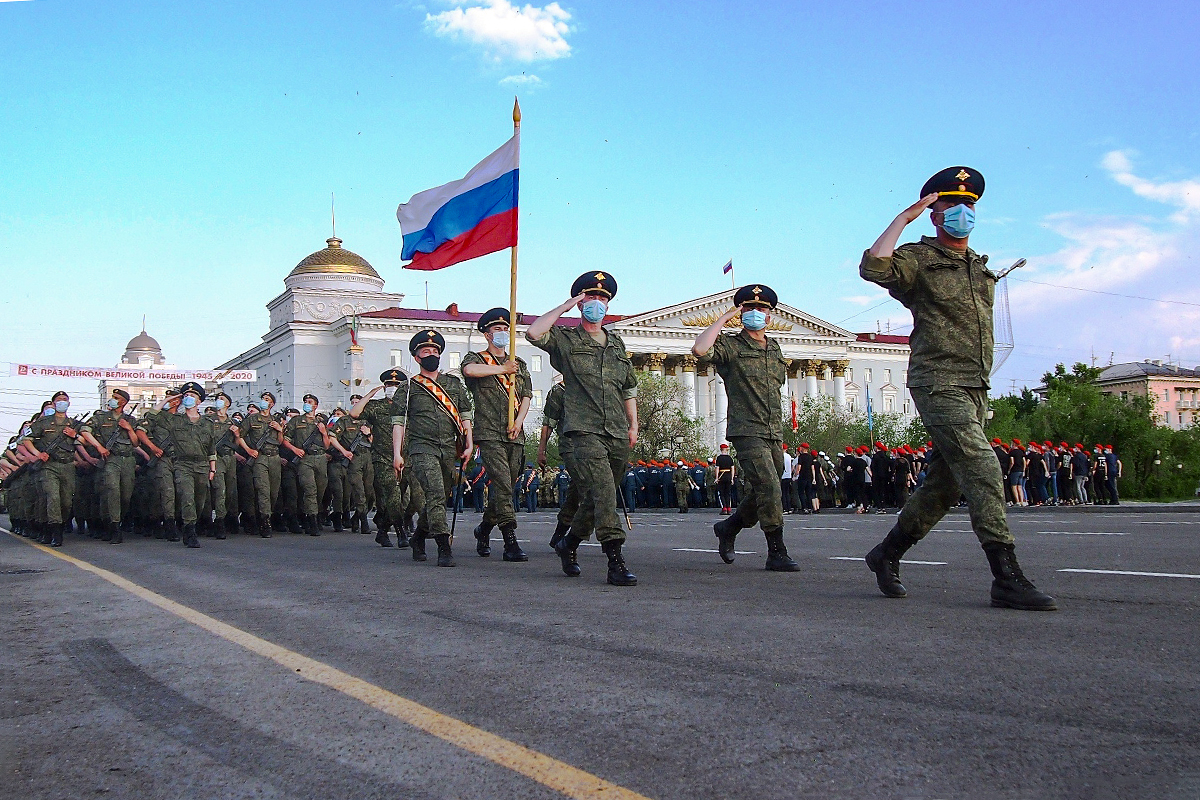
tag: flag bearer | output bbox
[692,285,799,572]
[461,307,533,562]
[859,166,1055,610]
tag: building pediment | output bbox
[614,289,856,340]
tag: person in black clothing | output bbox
[795,442,816,513]
[1025,445,1046,506]
[993,438,1013,504]
[714,445,735,513]
[870,442,892,513]
[1008,440,1027,507]
[849,446,870,512]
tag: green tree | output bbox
[634,373,710,461]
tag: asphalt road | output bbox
[3,506,1199,800]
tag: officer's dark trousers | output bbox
[897,386,1014,547]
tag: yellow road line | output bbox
[3,530,651,800]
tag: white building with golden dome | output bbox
[97,329,180,413]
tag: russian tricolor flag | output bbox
[397,134,519,271]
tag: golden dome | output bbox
[288,237,380,279]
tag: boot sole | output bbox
[991,599,1058,611]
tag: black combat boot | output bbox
[351,512,366,534]
[554,534,582,577]
[51,523,66,548]
[983,543,1057,611]
[110,521,124,545]
[332,512,344,532]
[395,526,409,548]
[213,517,227,540]
[164,519,180,542]
[225,515,238,536]
[306,514,321,536]
[474,523,493,557]
[183,523,200,548]
[272,513,286,532]
[375,523,393,547]
[763,530,799,572]
[36,522,51,544]
[713,515,742,564]
[254,514,270,538]
[286,513,303,535]
[317,512,330,529]
[98,520,112,541]
[602,539,637,586]
[549,521,570,550]
[501,526,527,562]
[865,525,919,598]
[411,530,427,561]
[434,534,455,567]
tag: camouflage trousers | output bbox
[250,454,281,518]
[99,454,135,524]
[372,456,404,525]
[173,460,210,525]
[478,440,524,532]
[211,453,237,520]
[408,450,457,539]
[155,457,177,521]
[563,433,629,545]
[296,453,328,516]
[728,437,784,535]
[329,454,369,516]
[39,460,76,525]
[898,385,1013,547]
[555,442,580,528]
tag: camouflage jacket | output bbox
[859,235,996,389]
[530,325,637,441]
[704,329,787,441]
[461,350,532,444]
[81,408,138,457]
[393,374,474,458]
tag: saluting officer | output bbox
[351,370,412,548]
[526,271,639,587]
[283,394,331,536]
[392,329,474,567]
[461,307,533,562]
[860,166,1055,610]
[693,285,799,572]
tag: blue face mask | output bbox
[490,330,510,348]
[107,399,120,410]
[214,398,227,410]
[182,395,198,409]
[43,407,55,417]
[54,400,70,413]
[581,299,608,323]
[938,204,975,238]
[257,400,271,411]
[741,310,768,330]
[302,403,313,414]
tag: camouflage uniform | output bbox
[705,329,788,535]
[543,383,581,529]
[284,413,328,518]
[157,410,217,526]
[82,408,138,526]
[358,396,407,532]
[27,413,80,534]
[395,374,473,541]
[530,325,637,545]
[461,350,532,535]
[209,415,239,528]
[139,409,178,527]
[673,467,691,512]
[238,411,282,520]
[329,415,370,520]
[860,236,1012,547]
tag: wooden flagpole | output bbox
[507,97,522,430]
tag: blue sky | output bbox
[3,0,1199,430]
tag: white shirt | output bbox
[781,452,793,480]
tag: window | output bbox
[532,389,543,409]
[390,349,404,368]
[903,400,911,415]
[445,352,462,369]
[884,396,894,412]
[884,369,892,385]
[864,369,873,384]
[531,355,542,372]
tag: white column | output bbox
[834,376,846,407]
[681,356,698,418]
[805,373,818,398]
[715,376,728,446]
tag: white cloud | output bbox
[839,295,875,306]
[1101,149,1200,223]
[426,1,572,63]
[499,73,543,88]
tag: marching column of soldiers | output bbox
[1,167,1059,609]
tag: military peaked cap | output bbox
[52,390,70,401]
[260,391,276,402]
[180,381,207,401]
[165,387,182,397]
[921,166,985,202]
[478,307,512,332]
[379,369,406,384]
[302,393,319,404]
[409,329,446,356]
[111,388,131,402]
[733,284,778,309]
[571,270,618,299]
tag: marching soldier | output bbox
[392,329,474,567]
[21,391,81,547]
[860,166,1055,610]
[155,382,218,548]
[461,307,533,562]
[693,285,799,572]
[208,391,238,537]
[672,461,692,513]
[233,392,284,537]
[526,270,639,586]
[537,379,581,549]
[283,394,331,536]
[79,388,139,543]
[329,397,370,532]
[351,370,413,549]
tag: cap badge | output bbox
[594,272,606,281]
[955,169,970,181]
